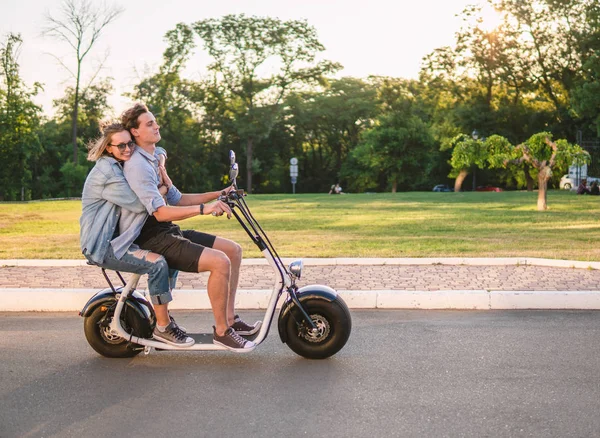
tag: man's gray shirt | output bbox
[115,146,182,252]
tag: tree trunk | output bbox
[454,169,468,192]
[537,167,551,211]
[524,163,534,191]
[391,179,397,193]
[246,137,253,194]
[72,64,81,164]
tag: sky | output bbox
[1,0,499,117]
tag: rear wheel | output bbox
[564,183,572,190]
[284,298,351,359]
[84,305,142,358]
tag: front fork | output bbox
[287,286,319,334]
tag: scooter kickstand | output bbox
[143,346,152,356]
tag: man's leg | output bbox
[146,228,255,349]
[196,247,231,336]
[212,237,242,325]
[212,237,261,336]
[196,247,254,351]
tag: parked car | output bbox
[560,175,600,190]
[433,184,453,192]
[476,185,503,192]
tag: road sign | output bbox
[290,157,298,194]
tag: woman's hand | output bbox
[158,165,173,191]
[158,185,168,196]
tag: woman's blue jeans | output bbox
[100,244,174,305]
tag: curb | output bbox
[2,257,600,269]
[2,288,600,312]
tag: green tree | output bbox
[572,51,600,136]
[0,33,43,201]
[347,86,436,193]
[54,78,114,145]
[281,77,378,192]
[487,132,589,210]
[448,134,488,192]
[171,14,341,193]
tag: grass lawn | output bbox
[1,190,599,260]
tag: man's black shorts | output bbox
[135,216,216,272]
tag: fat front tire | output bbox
[284,298,351,359]
[84,305,142,358]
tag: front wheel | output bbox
[83,305,142,358]
[564,183,572,190]
[284,298,351,359]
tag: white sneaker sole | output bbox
[213,339,256,353]
[152,334,195,348]
[233,321,262,336]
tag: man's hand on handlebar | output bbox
[221,183,236,196]
[204,200,232,219]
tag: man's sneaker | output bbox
[213,327,256,352]
[153,322,195,347]
[169,313,187,333]
[231,314,261,336]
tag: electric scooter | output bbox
[80,150,352,359]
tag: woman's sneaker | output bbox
[153,321,195,347]
[230,315,261,336]
[213,327,256,352]
[169,313,187,333]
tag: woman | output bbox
[80,123,193,347]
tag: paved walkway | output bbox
[2,262,600,291]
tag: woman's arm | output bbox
[99,161,146,213]
[102,176,146,213]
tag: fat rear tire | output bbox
[284,298,351,359]
[84,305,142,358]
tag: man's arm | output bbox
[124,157,231,222]
[154,200,231,222]
[175,183,236,206]
[176,191,221,206]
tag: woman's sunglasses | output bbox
[109,141,136,152]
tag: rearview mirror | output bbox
[229,162,239,184]
[228,150,238,186]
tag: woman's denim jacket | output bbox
[80,156,145,265]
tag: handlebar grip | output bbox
[217,189,245,203]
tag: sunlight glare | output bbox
[477,2,504,32]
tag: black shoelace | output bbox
[170,325,188,341]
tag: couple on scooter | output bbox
[80,103,259,352]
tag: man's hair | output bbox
[87,122,127,162]
[121,103,149,131]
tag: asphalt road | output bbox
[1,310,599,438]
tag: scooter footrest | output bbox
[188,333,216,344]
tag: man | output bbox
[119,103,259,352]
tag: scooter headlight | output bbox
[289,260,303,279]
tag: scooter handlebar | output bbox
[218,189,245,203]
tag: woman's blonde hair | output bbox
[86,122,128,162]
